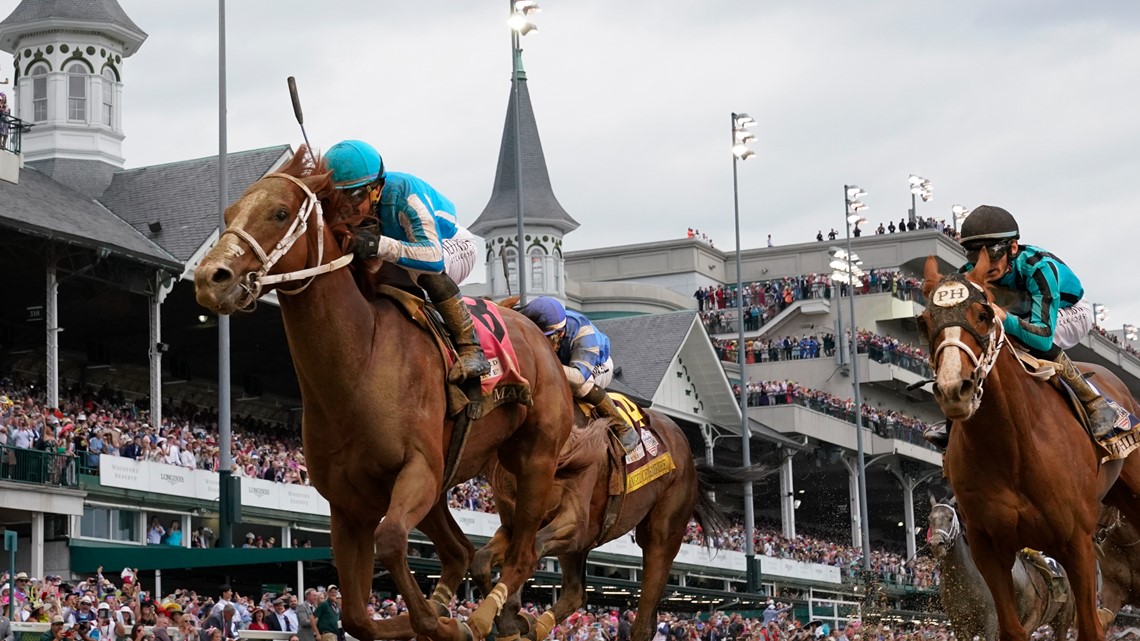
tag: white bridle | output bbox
[932,318,1006,414]
[219,172,353,306]
[929,503,961,549]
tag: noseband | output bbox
[926,276,1007,413]
[219,173,353,309]
[929,503,961,550]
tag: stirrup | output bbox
[450,350,492,383]
[923,422,949,449]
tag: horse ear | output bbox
[922,256,941,298]
[968,248,991,286]
[928,493,937,508]
[948,494,957,507]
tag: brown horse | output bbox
[927,498,1073,641]
[919,254,1140,641]
[193,148,575,641]
[470,406,766,641]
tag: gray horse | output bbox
[928,498,1074,641]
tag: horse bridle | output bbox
[928,503,961,550]
[924,278,1007,413]
[219,173,353,308]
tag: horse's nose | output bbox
[207,265,235,285]
[933,378,974,403]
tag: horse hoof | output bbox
[430,600,450,618]
[457,620,475,641]
[517,611,536,636]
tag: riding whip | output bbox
[287,76,317,165]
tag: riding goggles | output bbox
[963,240,1011,265]
[345,182,380,208]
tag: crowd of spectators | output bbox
[697,269,925,336]
[0,378,308,484]
[1096,326,1140,362]
[686,228,716,249]
[734,381,933,444]
[713,332,931,380]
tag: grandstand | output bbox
[5,0,1140,633]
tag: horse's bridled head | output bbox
[194,180,311,314]
[920,256,999,421]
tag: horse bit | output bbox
[219,173,353,309]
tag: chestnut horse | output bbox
[470,409,762,641]
[194,148,575,641]
[919,254,1140,641]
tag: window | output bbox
[67,63,87,122]
[31,64,48,122]
[529,248,546,291]
[101,68,114,126]
[80,506,139,542]
[502,247,518,293]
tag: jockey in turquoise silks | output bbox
[924,205,1113,449]
[325,140,490,384]
[520,297,640,454]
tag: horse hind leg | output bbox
[471,526,511,598]
[524,550,590,641]
[630,497,689,641]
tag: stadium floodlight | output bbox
[843,182,872,573]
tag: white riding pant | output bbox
[565,357,614,397]
[443,227,478,285]
[1054,299,1094,351]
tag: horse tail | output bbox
[693,459,774,549]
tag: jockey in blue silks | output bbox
[325,140,490,383]
[924,205,1113,449]
[520,297,640,454]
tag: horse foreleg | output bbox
[524,551,589,641]
[1056,537,1104,641]
[471,526,511,598]
[466,451,559,640]
[374,459,449,641]
[968,533,1026,641]
[330,508,413,641]
[418,499,477,617]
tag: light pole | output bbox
[1094,304,1108,329]
[951,204,970,235]
[843,184,872,571]
[731,111,758,592]
[1125,324,1137,342]
[908,174,932,227]
[508,0,539,304]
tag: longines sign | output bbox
[98,455,332,516]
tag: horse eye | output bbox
[274,209,288,222]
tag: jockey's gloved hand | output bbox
[352,229,381,261]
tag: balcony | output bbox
[0,445,78,487]
[1,111,32,184]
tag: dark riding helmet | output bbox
[959,205,1020,247]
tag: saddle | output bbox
[1013,348,1140,462]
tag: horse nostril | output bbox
[959,379,975,397]
[210,266,234,284]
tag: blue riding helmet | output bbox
[524,297,567,335]
[325,140,385,189]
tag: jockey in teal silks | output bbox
[325,140,490,383]
[520,297,640,454]
[924,205,1114,449]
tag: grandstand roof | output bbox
[0,164,180,270]
[99,146,291,262]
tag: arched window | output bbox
[67,63,87,122]
[529,247,546,291]
[502,247,518,294]
[101,68,115,126]
[30,64,48,122]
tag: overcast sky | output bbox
[5,1,1140,323]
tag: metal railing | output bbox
[1,111,33,154]
[0,444,79,487]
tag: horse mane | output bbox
[557,419,614,472]
[274,145,375,255]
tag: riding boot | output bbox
[1054,351,1117,439]
[582,386,640,454]
[923,421,950,450]
[418,273,492,384]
